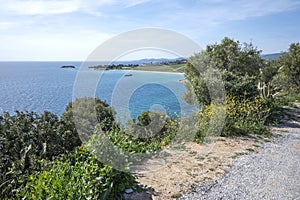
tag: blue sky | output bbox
[0,0,300,61]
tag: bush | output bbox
[17,146,136,200]
[195,103,226,142]
[87,111,179,170]
[0,99,178,199]
[195,96,271,141]
[0,111,81,198]
[61,97,117,142]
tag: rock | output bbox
[123,190,153,200]
[125,188,134,194]
[61,65,75,69]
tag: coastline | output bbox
[102,69,185,75]
[130,69,184,75]
[123,70,186,83]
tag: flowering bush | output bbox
[195,96,271,142]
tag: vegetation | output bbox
[272,43,300,100]
[130,63,185,73]
[0,98,178,199]
[17,146,136,200]
[89,59,187,73]
[184,37,299,139]
[89,63,139,70]
[1,37,299,199]
[0,111,81,198]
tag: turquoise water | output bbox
[0,62,193,122]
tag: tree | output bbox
[61,98,116,141]
[275,43,300,96]
[184,37,263,105]
[206,37,263,77]
[0,111,81,198]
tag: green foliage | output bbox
[91,111,178,162]
[183,56,211,105]
[195,96,271,141]
[195,104,226,142]
[222,71,259,99]
[126,111,177,142]
[223,96,270,136]
[61,97,116,141]
[0,111,81,198]
[273,43,300,100]
[84,111,179,172]
[206,37,263,77]
[206,37,242,72]
[184,38,263,106]
[4,36,299,198]
[258,60,280,99]
[0,100,178,199]
[17,146,136,200]
[184,37,289,140]
[0,98,118,199]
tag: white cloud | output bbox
[0,0,152,16]
[0,0,116,16]
[124,0,152,8]
[0,30,113,61]
[0,22,16,30]
[0,0,299,60]
[0,0,79,15]
[155,0,300,33]
[197,0,300,22]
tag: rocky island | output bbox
[61,65,76,69]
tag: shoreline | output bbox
[92,69,185,75]
[126,69,184,75]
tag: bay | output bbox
[0,62,193,123]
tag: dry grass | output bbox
[126,136,263,200]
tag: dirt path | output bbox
[180,103,300,200]
[125,130,270,199]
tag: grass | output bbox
[160,151,172,157]
[130,64,185,73]
[246,148,255,152]
[171,144,187,151]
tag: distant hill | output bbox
[122,54,284,64]
[112,57,187,65]
[261,53,283,60]
[91,54,284,66]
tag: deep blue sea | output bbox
[0,62,194,124]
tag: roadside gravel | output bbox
[180,104,300,200]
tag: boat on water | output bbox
[124,74,133,77]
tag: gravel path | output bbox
[180,104,300,200]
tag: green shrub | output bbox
[224,96,271,136]
[0,97,119,199]
[17,146,136,200]
[0,111,81,198]
[195,96,271,141]
[87,111,179,170]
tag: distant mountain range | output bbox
[112,57,187,65]
[111,53,283,65]
[261,53,283,60]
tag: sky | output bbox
[0,0,300,61]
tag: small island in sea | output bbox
[61,65,76,69]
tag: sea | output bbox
[0,62,195,125]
